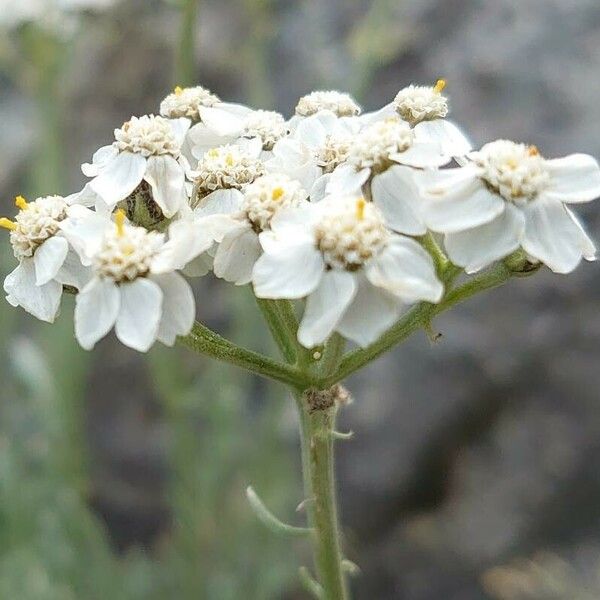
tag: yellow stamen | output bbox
[0,218,17,231]
[434,79,447,94]
[355,198,366,221]
[115,209,126,237]
[271,187,284,201]
[528,145,540,156]
[225,154,234,167]
[174,86,184,96]
[207,148,219,158]
[15,195,28,210]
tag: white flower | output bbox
[191,143,266,212]
[61,209,213,351]
[161,85,255,160]
[2,195,90,322]
[240,110,289,152]
[79,114,191,218]
[361,80,472,158]
[325,117,450,235]
[266,110,359,196]
[417,140,600,273]
[197,173,309,285]
[252,197,443,348]
[295,91,361,118]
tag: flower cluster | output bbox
[3,81,599,351]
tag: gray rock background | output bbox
[1,0,599,598]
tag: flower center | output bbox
[192,145,266,206]
[315,135,352,173]
[93,210,164,282]
[394,79,449,126]
[159,85,220,121]
[242,110,288,151]
[315,198,389,271]
[114,115,180,157]
[347,118,414,172]
[295,91,361,118]
[242,174,306,232]
[474,140,551,203]
[0,195,68,260]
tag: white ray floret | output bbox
[196,173,309,285]
[61,209,213,351]
[325,117,450,235]
[252,197,443,348]
[417,140,600,273]
[361,80,471,158]
[79,114,191,218]
[2,195,90,322]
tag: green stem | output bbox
[179,321,308,388]
[297,395,349,600]
[325,263,513,386]
[175,0,199,87]
[256,298,298,363]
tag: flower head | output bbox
[160,85,220,122]
[295,91,361,118]
[394,79,449,126]
[252,197,443,347]
[242,110,288,151]
[418,141,600,273]
[192,144,265,205]
[315,134,352,174]
[114,115,181,157]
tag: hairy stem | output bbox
[255,298,298,363]
[179,321,308,388]
[297,395,349,599]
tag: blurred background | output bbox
[1,0,599,598]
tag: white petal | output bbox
[414,119,472,157]
[151,218,216,274]
[444,204,525,273]
[366,236,443,303]
[252,239,324,299]
[336,275,402,347]
[544,154,600,204]
[310,173,331,202]
[55,247,92,290]
[293,112,331,148]
[153,272,195,346]
[194,188,244,216]
[189,124,235,160]
[269,204,322,237]
[392,141,450,169]
[81,145,119,177]
[213,224,261,285]
[75,276,120,349]
[60,206,111,264]
[371,166,427,235]
[566,208,596,261]
[198,105,246,136]
[33,236,69,286]
[522,197,595,273]
[4,261,62,322]
[418,170,505,233]
[144,154,187,218]
[325,165,370,196]
[297,270,357,348]
[168,117,192,148]
[115,278,163,352]
[358,103,396,126]
[89,151,147,208]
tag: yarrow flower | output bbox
[61,209,213,351]
[198,173,309,285]
[295,91,361,118]
[252,197,443,347]
[80,114,191,218]
[191,143,266,212]
[417,140,600,273]
[361,80,471,158]
[2,195,89,322]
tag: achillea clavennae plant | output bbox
[3,79,599,599]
